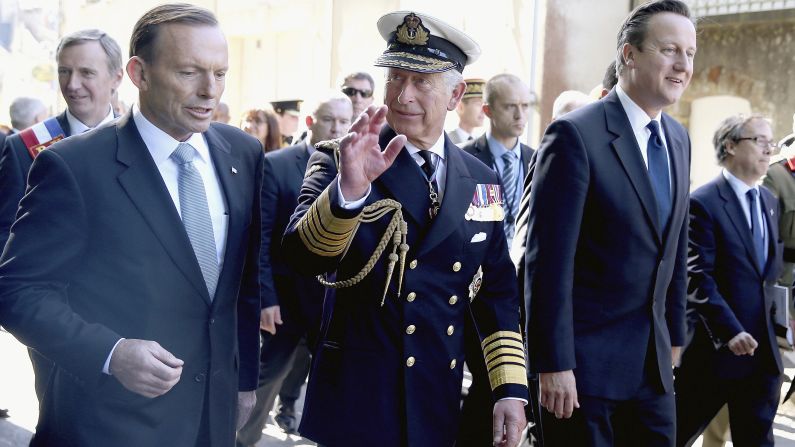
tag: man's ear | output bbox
[621,43,635,69]
[448,80,467,111]
[126,56,147,91]
[483,103,493,119]
[305,115,314,128]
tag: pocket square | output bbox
[470,232,487,243]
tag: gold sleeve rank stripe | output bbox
[480,330,528,389]
[297,188,359,257]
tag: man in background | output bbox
[448,78,485,145]
[341,71,375,119]
[271,99,302,146]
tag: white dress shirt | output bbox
[722,168,768,261]
[65,105,115,134]
[616,85,672,187]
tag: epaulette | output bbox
[19,117,66,160]
[314,138,343,171]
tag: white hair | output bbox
[552,90,594,120]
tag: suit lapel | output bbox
[417,138,476,258]
[295,141,310,178]
[605,94,662,241]
[661,114,687,243]
[716,176,762,277]
[115,113,212,304]
[760,189,779,279]
[56,112,72,137]
[472,135,495,169]
[375,127,430,226]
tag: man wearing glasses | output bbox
[677,114,783,446]
[341,71,375,119]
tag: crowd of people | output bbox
[0,1,794,447]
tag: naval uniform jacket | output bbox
[282,126,528,447]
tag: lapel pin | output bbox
[231,167,238,174]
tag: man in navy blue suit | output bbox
[676,115,783,446]
[0,29,123,252]
[0,4,261,445]
[524,1,696,445]
[236,93,352,447]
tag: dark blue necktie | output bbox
[646,121,671,230]
[747,189,766,270]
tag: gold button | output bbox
[450,359,457,369]
[453,262,462,272]
[449,295,458,305]
[409,259,418,269]
[406,325,416,335]
[406,356,416,367]
[447,325,454,336]
[406,292,416,302]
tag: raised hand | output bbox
[109,339,183,398]
[338,105,406,201]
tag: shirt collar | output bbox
[486,131,521,160]
[455,127,471,140]
[65,105,114,135]
[722,168,758,196]
[406,132,446,160]
[132,103,210,166]
[616,84,662,138]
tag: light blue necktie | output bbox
[171,142,219,300]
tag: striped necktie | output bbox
[171,142,219,300]
[501,151,518,238]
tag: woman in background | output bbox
[241,108,282,152]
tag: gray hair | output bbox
[56,29,123,75]
[442,69,464,95]
[552,90,594,120]
[713,114,768,164]
[615,0,693,77]
[9,97,47,130]
[311,91,353,118]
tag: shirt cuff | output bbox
[499,397,529,406]
[103,338,125,375]
[337,181,370,209]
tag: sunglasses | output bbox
[342,86,373,99]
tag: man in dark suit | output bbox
[676,115,783,446]
[0,4,262,446]
[459,73,534,446]
[0,29,123,252]
[524,1,696,445]
[0,29,123,407]
[282,11,528,447]
[236,93,352,447]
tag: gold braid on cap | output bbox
[309,139,410,306]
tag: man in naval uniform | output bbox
[282,10,528,447]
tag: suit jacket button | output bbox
[406,325,416,335]
[406,292,416,302]
[409,260,418,269]
[449,295,458,305]
[453,262,462,272]
[194,373,205,383]
[406,356,416,367]
[209,318,215,325]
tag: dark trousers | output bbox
[236,329,311,445]
[675,364,782,447]
[541,385,675,447]
[278,339,311,407]
[458,313,495,446]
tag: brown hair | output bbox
[129,3,218,62]
[243,109,282,152]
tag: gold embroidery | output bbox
[297,188,358,257]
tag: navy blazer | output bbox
[260,140,324,332]
[0,113,263,446]
[282,126,527,447]
[525,90,691,400]
[0,112,71,251]
[687,175,783,378]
